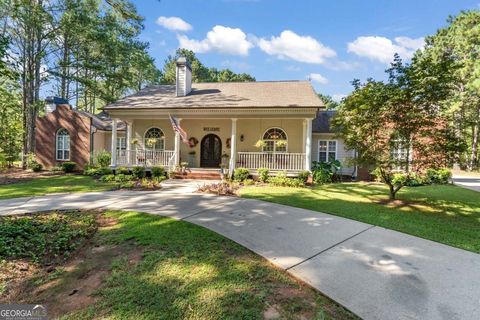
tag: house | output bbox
[35,57,359,178]
[35,97,125,170]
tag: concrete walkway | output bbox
[1,180,479,320]
[453,175,480,192]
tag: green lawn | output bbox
[240,183,480,253]
[1,210,356,319]
[0,175,117,199]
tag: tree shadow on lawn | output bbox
[7,210,356,320]
[241,184,480,253]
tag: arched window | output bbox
[144,127,165,151]
[56,128,70,160]
[262,128,287,152]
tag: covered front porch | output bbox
[109,115,314,176]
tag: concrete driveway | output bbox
[453,175,480,192]
[1,180,479,320]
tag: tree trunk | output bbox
[470,106,480,170]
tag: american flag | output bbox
[169,114,189,144]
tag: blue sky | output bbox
[135,0,479,100]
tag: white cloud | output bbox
[332,94,347,102]
[257,30,336,64]
[347,36,424,63]
[156,16,192,32]
[285,65,301,72]
[308,73,329,84]
[177,25,253,56]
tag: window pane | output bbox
[328,152,336,161]
[328,141,336,152]
[263,141,275,152]
[276,144,287,152]
[58,138,63,150]
[57,150,62,160]
[318,141,327,152]
[64,136,70,149]
[319,152,327,162]
[64,150,69,160]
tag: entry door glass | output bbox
[201,134,222,167]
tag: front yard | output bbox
[0,210,356,319]
[240,182,480,253]
[0,175,118,199]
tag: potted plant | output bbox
[254,140,267,148]
[276,140,287,148]
[180,161,189,174]
[221,153,229,167]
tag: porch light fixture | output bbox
[240,134,244,142]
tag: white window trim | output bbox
[317,139,338,162]
[55,128,70,161]
[391,138,413,171]
[261,127,288,153]
[144,127,166,151]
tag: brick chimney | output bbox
[176,57,192,97]
[45,96,69,113]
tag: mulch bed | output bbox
[0,168,61,185]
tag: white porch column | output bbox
[126,121,132,166]
[229,118,237,174]
[305,118,312,171]
[174,118,182,166]
[110,118,118,167]
[302,120,306,153]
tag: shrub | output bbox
[96,151,111,168]
[233,168,250,182]
[116,166,130,175]
[120,181,135,189]
[139,178,161,189]
[61,161,76,173]
[151,166,166,178]
[152,175,167,183]
[197,182,239,195]
[426,168,451,184]
[50,165,63,172]
[311,160,341,184]
[0,211,97,263]
[99,167,113,176]
[268,171,305,188]
[132,166,145,179]
[114,174,134,183]
[100,174,115,182]
[297,170,310,183]
[405,173,426,187]
[30,161,43,172]
[84,167,101,176]
[257,168,269,183]
[243,179,255,186]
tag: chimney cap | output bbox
[176,56,191,70]
[45,96,69,105]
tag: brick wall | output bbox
[35,104,91,170]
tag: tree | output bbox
[161,49,255,84]
[412,10,480,169]
[0,35,23,166]
[334,56,454,200]
[317,93,339,110]
[2,0,161,167]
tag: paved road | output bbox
[1,180,479,320]
[452,175,480,192]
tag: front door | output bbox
[200,134,222,167]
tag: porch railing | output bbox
[116,149,175,167]
[236,152,306,172]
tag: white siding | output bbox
[312,134,355,176]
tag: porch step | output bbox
[173,169,222,180]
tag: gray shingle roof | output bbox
[312,111,336,133]
[77,110,125,131]
[103,81,323,110]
